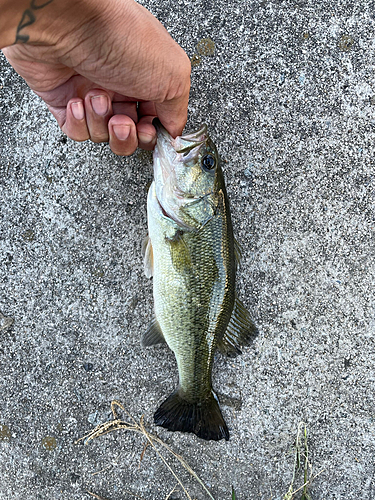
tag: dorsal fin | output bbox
[218,296,258,357]
[234,238,243,266]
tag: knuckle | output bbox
[90,134,109,143]
[181,52,192,77]
[66,131,89,142]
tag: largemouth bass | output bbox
[142,121,257,441]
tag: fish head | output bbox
[153,121,220,229]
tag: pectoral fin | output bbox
[218,296,258,357]
[167,230,193,273]
[141,317,166,347]
[142,235,154,278]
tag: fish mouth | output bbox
[174,124,208,155]
[153,119,208,176]
[153,119,208,157]
[152,120,209,228]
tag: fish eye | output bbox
[201,154,216,171]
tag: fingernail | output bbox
[71,101,84,120]
[113,125,131,141]
[91,95,108,116]
[138,133,155,145]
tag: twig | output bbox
[77,400,216,500]
[165,484,179,500]
[86,490,109,500]
[139,441,149,469]
[282,423,324,500]
[86,488,148,500]
[288,468,325,497]
[301,424,312,500]
[91,465,112,476]
[123,489,148,500]
[283,422,305,500]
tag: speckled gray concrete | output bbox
[1,1,375,499]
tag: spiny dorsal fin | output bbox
[141,317,166,347]
[218,296,258,357]
[142,235,154,278]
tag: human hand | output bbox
[1,0,191,155]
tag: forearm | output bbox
[0,0,109,49]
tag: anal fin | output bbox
[218,296,258,357]
[141,317,166,347]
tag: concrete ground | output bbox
[1,0,374,499]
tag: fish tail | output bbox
[154,389,229,441]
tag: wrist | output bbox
[0,0,30,48]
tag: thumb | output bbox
[155,79,190,138]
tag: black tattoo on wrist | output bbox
[15,0,54,44]
[15,10,36,43]
[30,0,54,9]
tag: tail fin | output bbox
[154,389,229,441]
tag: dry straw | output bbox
[77,400,216,500]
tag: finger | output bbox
[84,90,113,143]
[108,115,138,156]
[137,115,157,150]
[35,74,103,108]
[62,98,90,141]
[138,101,157,117]
[112,102,138,123]
[154,59,191,138]
[155,92,189,138]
